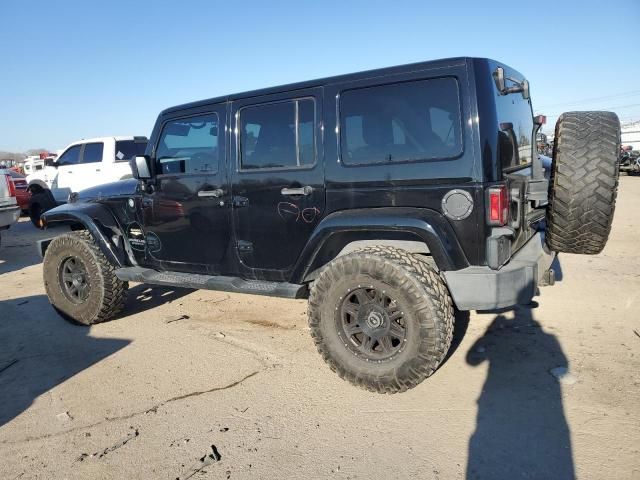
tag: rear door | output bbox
[139,105,231,274]
[493,66,538,253]
[230,89,325,279]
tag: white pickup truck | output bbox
[27,136,147,226]
[0,169,21,246]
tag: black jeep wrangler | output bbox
[39,57,620,393]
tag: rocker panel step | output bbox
[115,267,308,299]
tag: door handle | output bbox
[281,185,313,196]
[198,188,224,198]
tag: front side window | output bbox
[81,143,103,164]
[56,145,82,166]
[239,98,315,170]
[156,113,219,175]
[340,78,462,165]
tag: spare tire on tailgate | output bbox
[546,111,620,254]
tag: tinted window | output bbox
[115,140,147,162]
[156,114,219,174]
[56,145,81,166]
[240,99,315,170]
[495,83,534,171]
[81,143,103,164]
[340,78,462,165]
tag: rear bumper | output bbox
[443,232,555,310]
[0,204,20,228]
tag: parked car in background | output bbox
[5,170,30,213]
[0,168,20,246]
[27,136,148,227]
[22,156,46,175]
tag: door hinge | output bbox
[237,240,253,254]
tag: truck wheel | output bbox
[308,246,454,394]
[43,231,128,325]
[546,111,620,254]
[29,192,54,228]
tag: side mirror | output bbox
[493,66,506,93]
[131,155,152,180]
[521,79,530,100]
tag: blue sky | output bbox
[1,0,638,151]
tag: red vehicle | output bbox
[6,170,30,213]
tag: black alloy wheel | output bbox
[338,286,407,361]
[59,256,91,304]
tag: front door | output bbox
[139,105,230,274]
[230,89,325,279]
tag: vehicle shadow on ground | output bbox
[465,304,575,480]
[0,222,69,275]
[0,294,130,429]
[440,309,470,367]
[121,284,193,317]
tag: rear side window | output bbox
[115,140,147,162]
[81,143,103,164]
[340,78,462,165]
[56,145,82,166]
[156,113,219,174]
[239,98,315,170]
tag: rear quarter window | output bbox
[339,77,463,166]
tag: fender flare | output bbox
[41,203,133,268]
[290,207,470,283]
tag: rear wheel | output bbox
[546,111,620,254]
[43,231,128,325]
[308,246,454,394]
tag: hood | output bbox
[72,178,139,203]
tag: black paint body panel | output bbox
[42,57,538,287]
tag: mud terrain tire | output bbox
[43,231,128,325]
[546,111,620,254]
[308,246,454,394]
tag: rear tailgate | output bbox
[0,170,19,227]
[0,170,16,207]
[491,65,548,258]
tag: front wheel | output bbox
[43,231,128,325]
[29,192,54,228]
[308,246,454,394]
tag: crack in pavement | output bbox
[76,428,139,461]
[0,370,261,445]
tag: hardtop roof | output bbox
[161,56,503,116]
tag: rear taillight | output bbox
[487,185,508,226]
[4,175,16,198]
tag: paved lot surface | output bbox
[1,177,639,480]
